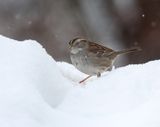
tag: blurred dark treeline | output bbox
[0,0,160,65]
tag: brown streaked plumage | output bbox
[69,38,141,84]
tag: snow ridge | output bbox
[0,35,160,127]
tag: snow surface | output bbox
[0,35,160,127]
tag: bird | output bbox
[69,37,141,83]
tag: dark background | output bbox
[0,0,160,66]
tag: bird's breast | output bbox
[70,51,109,75]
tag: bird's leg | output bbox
[79,75,92,84]
[97,72,101,77]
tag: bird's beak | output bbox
[69,44,71,49]
[68,40,73,49]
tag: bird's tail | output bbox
[115,47,141,55]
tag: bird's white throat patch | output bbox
[71,48,83,54]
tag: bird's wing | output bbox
[87,41,114,57]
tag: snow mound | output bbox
[0,35,160,127]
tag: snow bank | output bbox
[0,35,160,127]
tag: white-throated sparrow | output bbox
[69,37,141,83]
